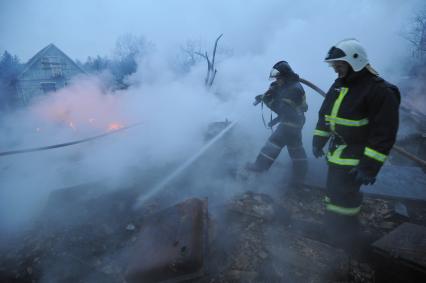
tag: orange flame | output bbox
[107,122,123,131]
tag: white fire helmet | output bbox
[324,39,369,72]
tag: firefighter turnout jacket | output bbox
[261,74,308,128]
[248,73,308,177]
[313,68,400,177]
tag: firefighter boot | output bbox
[323,211,360,250]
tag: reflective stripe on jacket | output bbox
[313,68,400,176]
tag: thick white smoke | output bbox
[0,0,423,236]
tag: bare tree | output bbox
[178,40,203,73]
[195,34,223,88]
[112,34,155,88]
[404,8,426,60]
[114,34,154,59]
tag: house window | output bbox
[41,56,64,78]
[41,82,57,94]
[51,64,63,77]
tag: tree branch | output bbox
[211,34,223,71]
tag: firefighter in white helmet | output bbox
[313,38,400,249]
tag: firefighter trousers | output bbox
[324,163,363,248]
[252,123,307,183]
[325,164,363,214]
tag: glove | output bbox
[253,95,264,106]
[312,146,325,158]
[349,166,376,185]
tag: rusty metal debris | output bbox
[125,198,208,283]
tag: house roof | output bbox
[18,43,85,79]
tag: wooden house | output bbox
[16,44,85,104]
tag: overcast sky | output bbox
[0,0,422,64]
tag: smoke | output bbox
[0,63,222,231]
[0,0,420,231]
[0,0,424,281]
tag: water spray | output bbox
[133,120,238,209]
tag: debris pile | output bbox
[204,191,350,282]
[0,186,159,283]
[1,175,426,283]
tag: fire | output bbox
[107,122,123,131]
[35,118,125,134]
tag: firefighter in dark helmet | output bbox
[313,39,400,247]
[246,60,308,188]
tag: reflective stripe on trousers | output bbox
[287,145,307,161]
[325,163,363,217]
[260,140,282,161]
[324,196,361,216]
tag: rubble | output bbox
[226,191,275,220]
[0,185,157,283]
[204,191,349,282]
[279,187,325,224]
[1,120,426,282]
[1,182,426,283]
[349,260,375,283]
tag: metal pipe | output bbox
[392,145,426,167]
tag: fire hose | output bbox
[298,78,426,168]
[0,122,143,157]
